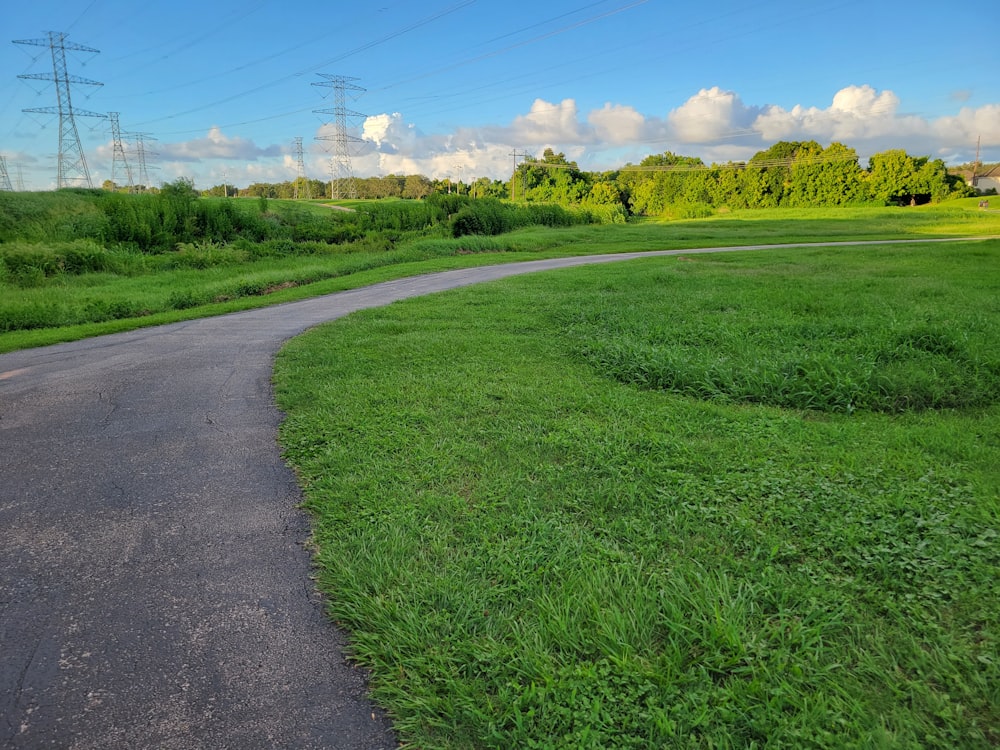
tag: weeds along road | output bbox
[0,240,979,748]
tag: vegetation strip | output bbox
[2,188,998,353]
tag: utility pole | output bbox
[508,149,531,201]
[972,135,981,190]
[0,156,13,191]
[16,162,26,191]
[108,112,133,191]
[312,74,365,200]
[293,136,310,199]
[15,32,106,188]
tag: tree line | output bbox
[520,142,973,217]
[103,140,974,216]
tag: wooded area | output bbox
[117,140,981,217]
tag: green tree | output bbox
[516,149,590,205]
[787,142,864,206]
[619,152,705,216]
[402,174,432,199]
[586,181,622,206]
[864,150,952,205]
[747,141,823,206]
[707,165,747,209]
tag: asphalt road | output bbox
[0,240,980,748]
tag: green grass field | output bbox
[4,198,999,745]
[275,238,999,748]
[2,200,998,353]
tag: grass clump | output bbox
[573,248,1000,413]
[451,199,600,237]
[275,240,999,749]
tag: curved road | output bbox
[0,240,983,748]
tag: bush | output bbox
[0,239,132,284]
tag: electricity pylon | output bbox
[14,31,106,189]
[293,136,310,199]
[0,156,13,191]
[125,132,157,190]
[108,112,134,191]
[312,74,365,200]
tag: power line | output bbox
[130,2,471,129]
[313,75,365,200]
[108,112,134,190]
[509,149,531,200]
[294,1,475,77]
[0,155,13,191]
[293,135,310,199]
[123,131,157,190]
[14,31,106,188]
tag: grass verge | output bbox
[3,202,999,353]
[275,240,999,748]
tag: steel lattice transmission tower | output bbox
[108,112,134,191]
[293,136,310,200]
[312,74,365,200]
[14,32,106,189]
[126,132,157,190]
[0,156,13,191]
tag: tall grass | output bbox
[574,247,1000,412]
[451,198,599,237]
[3,200,999,351]
[275,240,999,749]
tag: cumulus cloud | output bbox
[159,126,283,163]
[352,112,514,181]
[322,87,1000,182]
[754,85,910,142]
[742,85,1000,161]
[588,103,647,144]
[362,113,416,154]
[507,98,591,145]
[932,104,1000,149]
[128,85,1000,188]
[667,86,761,143]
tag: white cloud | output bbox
[754,85,910,142]
[360,112,419,155]
[317,89,1000,183]
[588,103,647,144]
[100,86,1000,189]
[932,104,1000,148]
[667,86,761,143]
[508,98,591,145]
[159,126,283,163]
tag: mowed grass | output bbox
[3,202,999,353]
[275,240,1000,749]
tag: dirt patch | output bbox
[263,281,299,294]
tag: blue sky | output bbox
[2,0,997,190]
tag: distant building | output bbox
[969,164,1000,194]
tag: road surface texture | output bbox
[0,241,977,748]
